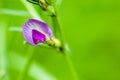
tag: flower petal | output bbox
[29,19,53,39]
[23,21,36,45]
[32,29,46,44]
[22,19,53,46]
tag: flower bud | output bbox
[22,19,53,46]
[39,0,49,10]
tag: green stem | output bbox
[18,46,34,80]
[18,1,41,80]
[0,19,9,80]
[21,0,79,80]
[51,3,79,80]
[64,50,79,80]
[20,0,42,20]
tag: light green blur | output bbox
[0,0,120,80]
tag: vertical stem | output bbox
[52,17,58,37]
[51,3,79,80]
[0,23,6,80]
[64,51,79,80]
[21,0,79,79]
[18,1,41,80]
[18,46,34,80]
[0,20,9,80]
[20,0,42,20]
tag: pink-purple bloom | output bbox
[22,19,53,46]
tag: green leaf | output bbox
[9,27,22,32]
[0,9,29,17]
[9,52,57,80]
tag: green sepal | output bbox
[26,0,39,5]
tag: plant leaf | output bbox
[0,9,29,17]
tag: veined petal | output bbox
[23,21,35,45]
[29,19,53,39]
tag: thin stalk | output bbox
[52,17,58,37]
[20,0,42,20]
[18,46,34,80]
[20,0,79,79]
[51,3,79,80]
[0,20,9,80]
[64,50,79,80]
[18,1,40,80]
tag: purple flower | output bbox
[22,19,53,46]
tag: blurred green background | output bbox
[0,0,120,80]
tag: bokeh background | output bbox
[0,0,120,80]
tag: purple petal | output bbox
[32,29,46,44]
[22,19,53,46]
[23,21,35,45]
[29,19,53,38]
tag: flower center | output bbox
[32,29,46,44]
